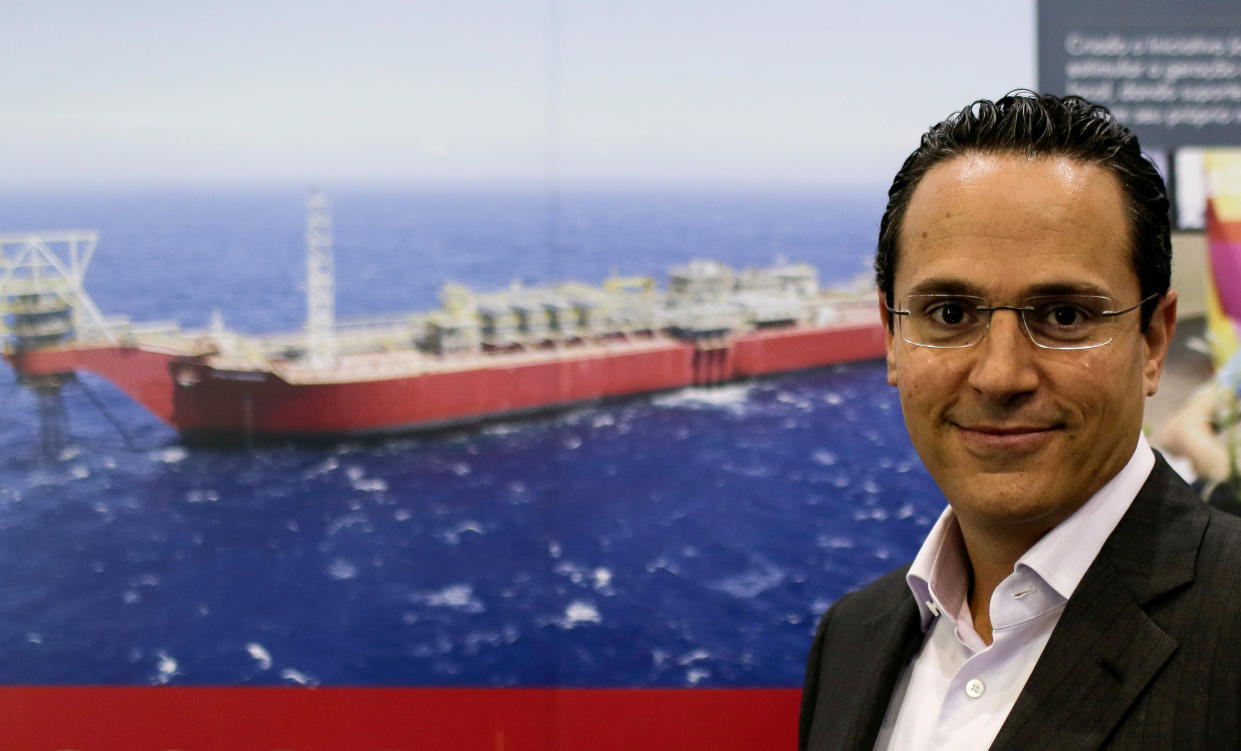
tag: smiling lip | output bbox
[954,424,1059,452]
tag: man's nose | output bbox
[966,309,1040,399]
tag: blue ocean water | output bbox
[0,185,944,687]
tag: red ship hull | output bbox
[7,321,886,442]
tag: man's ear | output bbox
[1144,289,1178,397]
[879,292,898,386]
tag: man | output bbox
[799,92,1241,750]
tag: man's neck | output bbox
[958,522,1049,645]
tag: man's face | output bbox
[883,153,1176,539]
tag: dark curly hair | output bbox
[875,90,1171,329]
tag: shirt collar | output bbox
[905,433,1155,631]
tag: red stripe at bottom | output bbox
[0,686,800,750]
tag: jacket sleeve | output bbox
[798,591,852,751]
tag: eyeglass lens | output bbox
[900,294,1123,350]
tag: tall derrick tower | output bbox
[305,189,336,366]
[0,232,112,456]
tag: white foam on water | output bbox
[305,457,339,477]
[351,477,388,493]
[592,567,613,592]
[591,413,615,428]
[775,391,813,411]
[562,436,582,450]
[326,512,369,536]
[420,583,485,613]
[246,642,273,671]
[852,507,889,522]
[686,668,710,685]
[154,651,178,684]
[26,633,41,645]
[186,489,219,504]
[69,465,89,480]
[157,447,187,464]
[896,503,915,519]
[677,649,710,665]
[816,534,855,550]
[811,450,837,466]
[554,561,587,584]
[644,556,680,575]
[280,668,317,686]
[711,561,786,598]
[729,463,773,478]
[326,558,358,580]
[652,383,753,411]
[481,422,522,436]
[560,600,601,627]
[438,519,485,545]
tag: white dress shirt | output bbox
[873,434,1156,751]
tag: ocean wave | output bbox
[417,583,485,613]
[557,600,601,628]
[326,558,358,580]
[651,383,753,411]
[345,465,388,492]
[153,651,178,685]
[811,450,837,466]
[185,489,219,504]
[852,507,889,522]
[686,668,710,684]
[246,642,273,671]
[280,668,318,686]
[710,560,785,598]
[326,512,369,536]
[775,390,813,411]
[306,456,339,477]
[816,534,855,550]
[677,648,710,665]
[156,446,187,464]
[437,519,485,545]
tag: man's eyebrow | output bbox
[904,279,1115,298]
[1023,281,1113,297]
[905,279,986,297]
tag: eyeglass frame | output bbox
[885,292,1161,351]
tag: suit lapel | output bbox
[803,588,923,751]
[990,456,1207,751]
[848,596,924,749]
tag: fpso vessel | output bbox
[2,193,885,444]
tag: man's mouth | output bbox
[952,423,1061,452]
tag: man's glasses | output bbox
[886,293,1160,350]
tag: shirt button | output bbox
[965,679,985,698]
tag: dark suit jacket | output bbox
[799,455,1241,750]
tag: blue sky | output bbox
[0,1,1035,187]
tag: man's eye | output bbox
[926,302,971,326]
[1039,303,1094,328]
